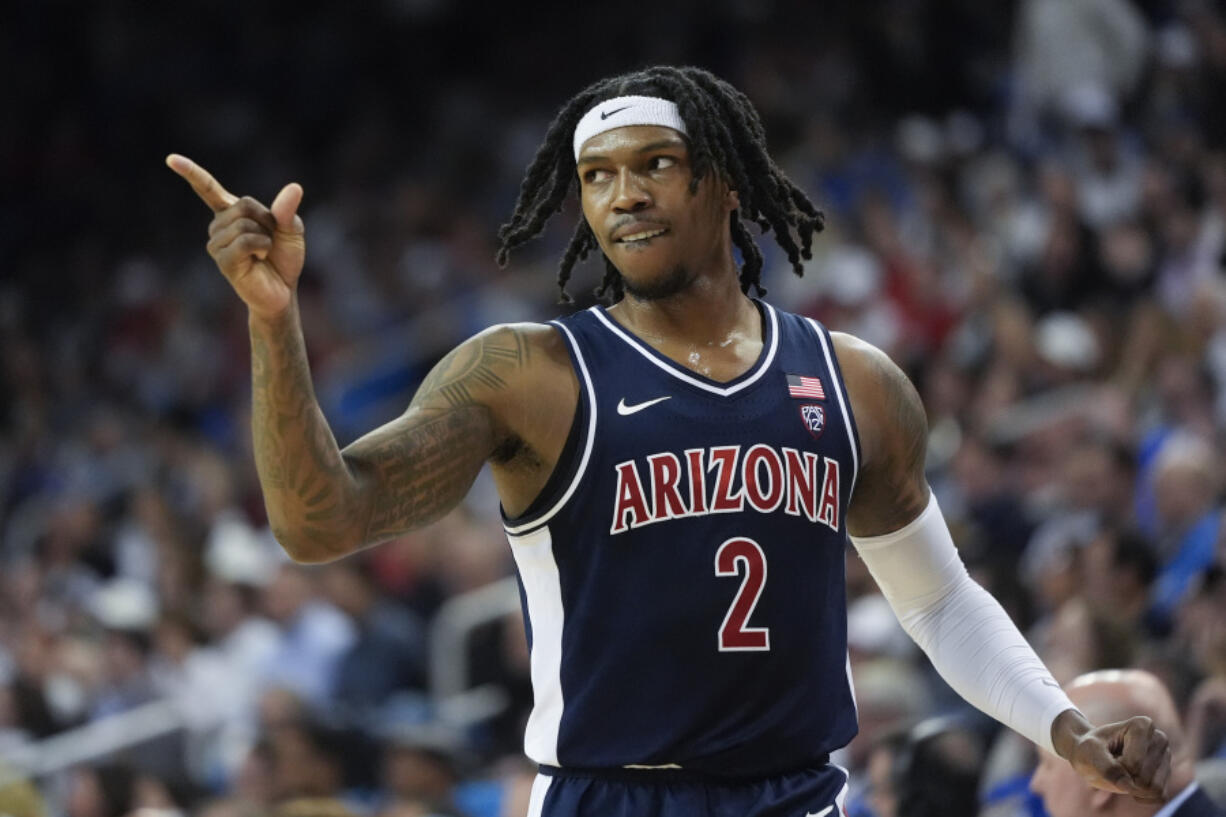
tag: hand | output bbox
[1061,713,1171,802]
[166,154,305,321]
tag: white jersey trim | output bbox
[590,302,780,396]
[508,525,566,766]
[526,773,553,817]
[807,318,860,492]
[844,649,858,722]
[503,320,598,536]
[833,763,851,815]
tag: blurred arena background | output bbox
[5,1,1226,816]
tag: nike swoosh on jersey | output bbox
[806,807,834,817]
[616,396,672,415]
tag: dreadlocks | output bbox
[495,65,824,303]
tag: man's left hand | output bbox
[1056,711,1171,801]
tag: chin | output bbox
[620,264,693,301]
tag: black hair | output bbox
[1109,528,1158,588]
[496,65,824,303]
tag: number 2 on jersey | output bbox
[715,537,770,651]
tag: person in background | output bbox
[1031,669,1225,817]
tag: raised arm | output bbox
[167,156,524,563]
[253,313,523,562]
[832,332,1171,802]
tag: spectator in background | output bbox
[1181,564,1226,771]
[1011,0,1150,148]
[266,720,349,804]
[1066,84,1144,232]
[87,579,160,720]
[320,558,425,716]
[380,727,472,817]
[65,764,193,817]
[197,537,281,783]
[1149,433,1221,623]
[856,717,984,817]
[1083,526,1160,635]
[259,565,355,708]
[1031,669,1225,817]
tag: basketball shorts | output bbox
[527,763,849,817]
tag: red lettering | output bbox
[648,453,687,521]
[708,446,744,513]
[817,458,840,531]
[784,447,819,522]
[610,460,650,534]
[743,445,784,513]
[685,448,708,515]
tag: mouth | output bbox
[615,227,669,246]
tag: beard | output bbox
[620,264,694,301]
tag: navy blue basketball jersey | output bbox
[502,300,862,777]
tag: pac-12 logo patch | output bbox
[800,404,825,439]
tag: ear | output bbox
[725,188,740,211]
[1090,788,1114,811]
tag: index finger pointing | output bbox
[166,154,238,213]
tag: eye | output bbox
[649,156,678,171]
[583,168,613,184]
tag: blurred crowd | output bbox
[6,1,1226,816]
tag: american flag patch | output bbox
[786,374,826,399]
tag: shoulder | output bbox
[446,321,573,383]
[472,321,573,368]
[830,332,930,535]
[829,332,925,461]
[410,321,576,415]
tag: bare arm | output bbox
[833,332,1170,797]
[168,155,526,563]
[832,332,929,536]
[248,309,521,562]
[341,324,530,544]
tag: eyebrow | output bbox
[576,139,687,166]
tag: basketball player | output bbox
[169,66,1171,817]
[1031,670,1224,817]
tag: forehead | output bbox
[576,125,687,161]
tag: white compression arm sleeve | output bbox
[850,492,1078,756]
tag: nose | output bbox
[612,169,652,213]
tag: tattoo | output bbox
[846,343,930,535]
[250,313,363,559]
[873,352,928,491]
[412,329,529,409]
[358,408,491,540]
[349,327,533,538]
[249,321,531,558]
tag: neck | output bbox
[611,251,756,346]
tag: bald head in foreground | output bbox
[1031,670,1225,817]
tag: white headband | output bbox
[572,95,689,161]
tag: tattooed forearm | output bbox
[344,326,524,539]
[248,319,525,561]
[355,408,492,540]
[250,309,363,561]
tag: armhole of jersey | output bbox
[805,318,862,494]
[504,389,586,523]
[502,320,598,536]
